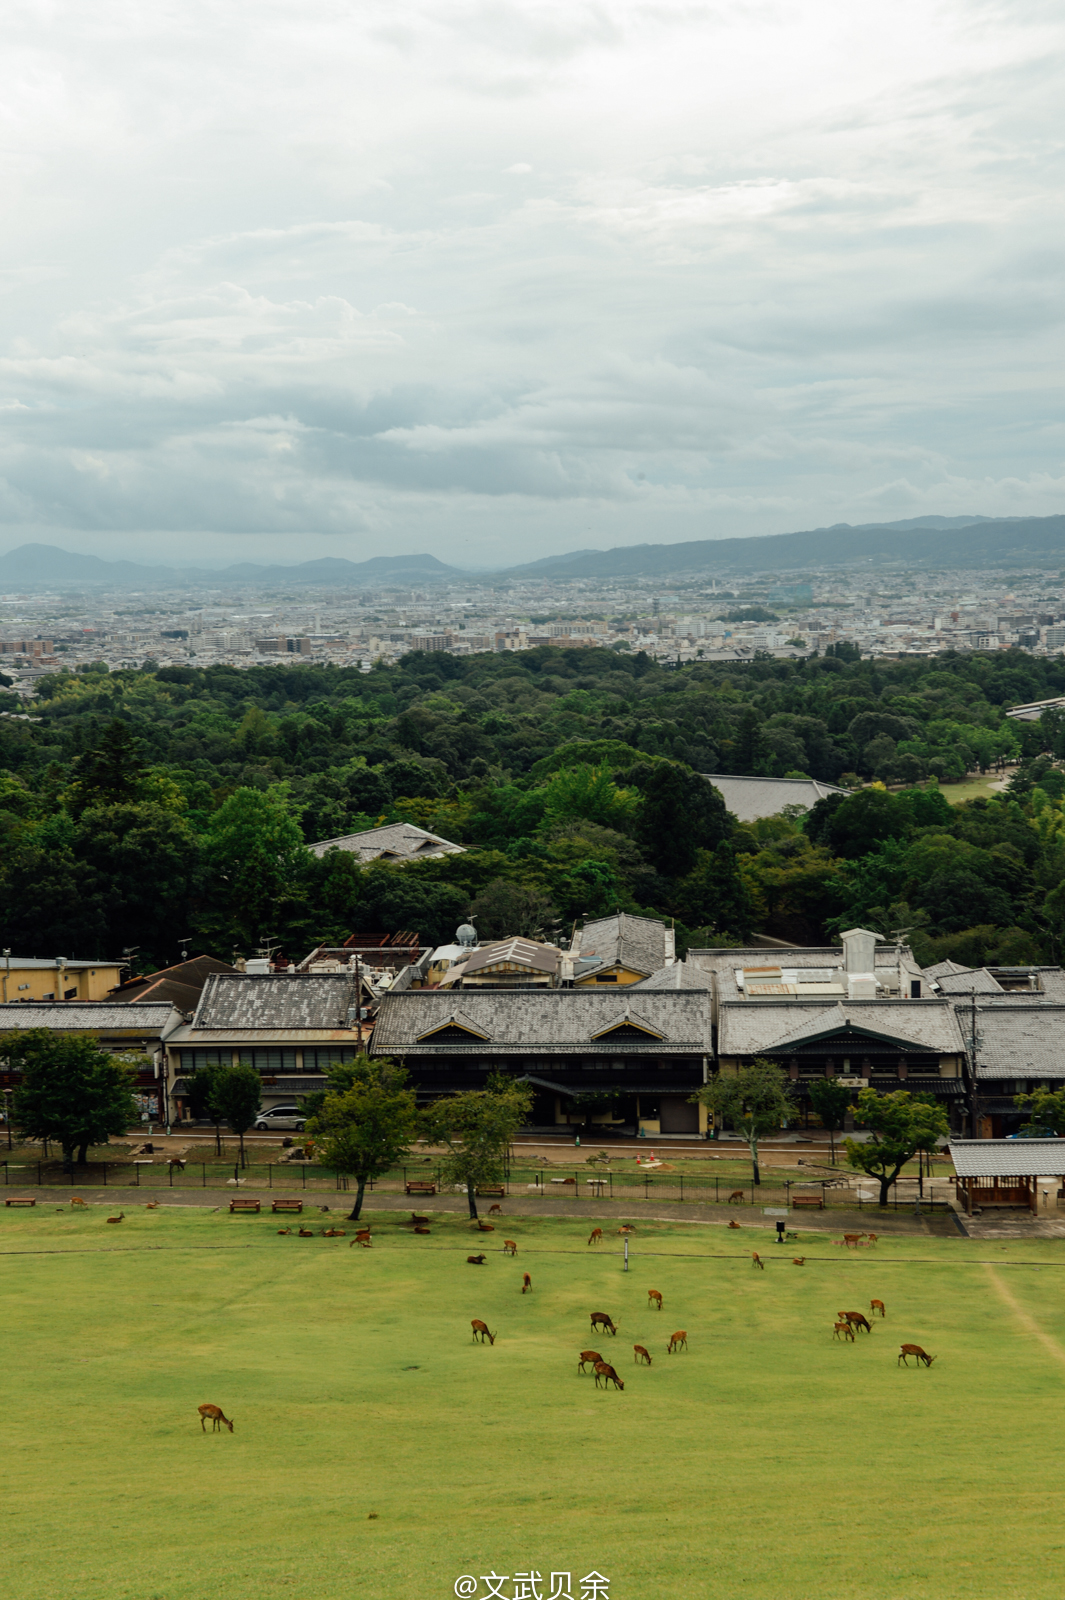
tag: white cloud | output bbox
[0,0,1062,562]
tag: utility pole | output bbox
[2,948,9,1005]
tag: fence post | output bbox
[38,1160,41,1185]
[680,1175,684,1203]
[202,1163,206,1188]
[302,1165,306,1189]
[103,1162,106,1187]
[715,1177,719,1203]
[268,1164,272,1188]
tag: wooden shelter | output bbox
[948,1139,1065,1215]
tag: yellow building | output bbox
[570,913,675,987]
[0,957,125,1005]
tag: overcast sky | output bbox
[1,0,1063,568]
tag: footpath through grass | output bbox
[3,1205,1064,1600]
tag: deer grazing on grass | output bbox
[106,1212,124,1224]
[578,1350,603,1374]
[590,1311,618,1337]
[647,1290,662,1310]
[488,1204,502,1215]
[71,1197,87,1207]
[841,1311,872,1334]
[471,1320,496,1345]
[667,1331,688,1354]
[870,1299,886,1318]
[587,1228,603,1246]
[898,1344,935,1367]
[633,1345,652,1366]
[503,1240,517,1255]
[467,1253,487,1265]
[198,1404,233,1433]
[833,1321,855,1342]
[522,1273,532,1293]
[594,1361,624,1391]
[751,1252,765,1269]
[168,1158,186,1173]
[727,1190,745,1204]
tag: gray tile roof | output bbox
[701,775,847,822]
[0,957,123,971]
[459,938,559,979]
[717,999,965,1057]
[308,822,465,862]
[935,968,1004,994]
[0,1001,180,1035]
[573,914,672,980]
[370,989,711,1055]
[630,961,711,991]
[689,945,909,976]
[923,960,976,981]
[959,1004,1065,1079]
[949,1138,1065,1177]
[192,973,359,1032]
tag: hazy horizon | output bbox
[2,1,1063,568]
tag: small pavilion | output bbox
[948,1139,1065,1215]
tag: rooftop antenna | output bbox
[178,936,191,962]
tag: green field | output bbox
[3,1204,1065,1600]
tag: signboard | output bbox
[762,1207,789,1216]
[836,1076,867,1087]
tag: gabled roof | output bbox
[460,938,559,978]
[588,1009,666,1041]
[958,1003,1065,1079]
[700,774,847,822]
[370,989,711,1055]
[949,1139,1065,1178]
[573,914,672,980]
[192,973,358,1032]
[105,954,238,1011]
[415,1011,492,1042]
[0,1001,180,1035]
[630,961,711,991]
[717,999,965,1058]
[934,967,1004,995]
[308,822,465,863]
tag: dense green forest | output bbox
[3,644,1065,973]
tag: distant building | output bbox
[1,956,125,1005]
[701,774,847,822]
[308,822,466,863]
[570,914,675,986]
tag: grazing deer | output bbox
[521,1273,532,1294]
[578,1350,603,1374]
[594,1361,624,1391]
[590,1312,618,1336]
[727,1190,745,1204]
[106,1212,124,1224]
[870,1299,886,1318]
[503,1240,517,1255]
[488,1204,502,1215]
[355,1228,371,1240]
[751,1253,765,1270]
[71,1197,87,1207]
[898,1344,934,1367]
[633,1345,652,1366]
[587,1228,603,1246]
[727,1219,741,1229]
[168,1158,186,1172]
[861,1233,878,1246]
[833,1321,855,1342]
[467,1254,487,1265]
[842,1311,872,1335]
[471,1320,496,1345]
[349,1237,373,1247]
[792,1258,805,1266]
[198,1404,233,1433]
[647,1289,662,1310]
[667,1331,688,1354]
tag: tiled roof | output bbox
[0,957,124,971]
[949,1138,1065,1177]
[923,960,976,981]
[192,973,358,1031]
[574,914,672,980]
[0,1002,179,1034]
[689,945,909,975]
[630,961,711,991]
[370,989,711,1055]
[934,968,1004,995]
[460,938,560,978]
[959,1003,1065,1079]
[700,775,847,822]
[717,999,965,1057]
[308,822,465,862]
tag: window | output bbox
[244,1050,298,1075]
[303,1047,358,1072]
[179,1049,232,1072]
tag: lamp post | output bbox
[2,947,10,1005]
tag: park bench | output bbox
[5,1197,35,1207]
[271,1199,303,1214]
[476,1186,506,1198]
[791,1193,823,1209]
[229,1198,261,1214]
[405,1181,437,1196]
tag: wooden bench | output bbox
[791,1193,824,1209]
[5,1197,35,1207]
[271,1199,303,1214]
[476,1186,506,1198]
[229,1198,261,1214]
[405,1181,437,1196]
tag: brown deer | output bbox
[587,1228,603,1246]
[503,1240,517,1255]
[617,1224,636,1234]
[522,1273,532,1293]
[467,1253,487,1265]
[727,1219,741,1229]
[590,1312,618,1336]
[841,1311,872,1334]
[727,1190,745,1204]
[414,1226,431,1235]
[833,1321,855,1342]
[410,1213,430,1226]
[578,1350,603,1373]
[298,1227,314,1237]
[198,1404,233,1433]
[751,1252,765,1270]
[471,1320,496,1344]
[898,1344,935,1367]
[476,1221,495,1232]
[488,1204,502,1215]
[792,1258,805,1266]
[667,1330,688,1354]
[647,1289,662,1310]
[105,1212,124,1224]
[168,1158,186,1172]
[594,1361,624,1391]
[71,1197,87,1207]
[633,1344,652,1365]
[870,1299,886,1318]
[144,1202,159,1210]
[277,1227,291,1235]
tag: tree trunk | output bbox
[829,1127,836,1165]
[749,1142,761,1185]
[466,1179,479,1219]
[77,1141,89,1165]
[878,1173,893,1207]
[214,1122,222,1156]
[238,1130,245,1169]
[348,1175,368,1221]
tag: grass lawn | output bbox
[942,773,1008,805]
[3,1205,1065,1600]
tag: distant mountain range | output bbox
[1,513,1063,589]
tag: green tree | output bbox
[306,1056,419,1220]
[694,1059,796,1186]
[1013,1085,1065,1136]
[422,1077,533,1218]
[201,786,311,951]
[7,1030,138,1165]
[844,1088,948,1207]
[468,878,557,940]
[540,763,639,832]
[807,1077,853,1164]
[67,720,147,814]
[214,1062,264,1168]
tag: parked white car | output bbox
[253,1105,307,1132]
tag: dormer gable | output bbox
[589,1009,666,1042]
[415,1012,491,1043]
